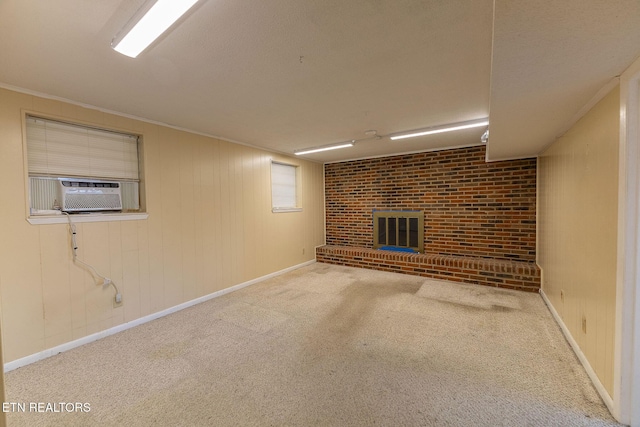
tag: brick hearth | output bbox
[316,245,540,292]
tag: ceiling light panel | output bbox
[390,118,489,141]
[294,142,355,156]
[112,0,200,58]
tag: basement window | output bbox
[24,115,146,223]
[271,161,301,212]
[373,210,424,253]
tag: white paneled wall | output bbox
[0,87,325,364]
[538,86,619,396]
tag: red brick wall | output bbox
[316,246,540,292]
[324,145,537,261]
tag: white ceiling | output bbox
[489,0,640,161]
[0,0,639,163]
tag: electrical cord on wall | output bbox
[63,212,122,304]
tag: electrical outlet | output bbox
[113,293,123,308]
[582,315,587,334]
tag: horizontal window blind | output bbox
[271,162,298,209]
[26,116,139,181]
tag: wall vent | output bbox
[57,178,122,212]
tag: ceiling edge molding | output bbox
[533,77,621,160]
[323,143,487,165]
[0,81,315,163]
[484,154,539,163]
[558,76,621,140]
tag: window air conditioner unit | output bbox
[57,178,122,212]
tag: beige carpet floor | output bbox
[5,263,622,426]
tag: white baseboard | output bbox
[4,259,316,373]
[539,289,615,415]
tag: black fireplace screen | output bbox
[373,211,424,253]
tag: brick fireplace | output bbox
[317,145,540,291]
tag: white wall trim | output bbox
[615,55,640,427]
[4,259,316,373]
[27,212,149,225]
[539,289,615,414]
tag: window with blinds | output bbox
[25,116,141,213]
[271,162,301,212]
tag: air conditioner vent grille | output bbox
[64,194,122,211]
[58,179,122,212]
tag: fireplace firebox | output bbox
[373,210,424,253]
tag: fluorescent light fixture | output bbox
[294,141,355,156]
[112,0,200,58]
[389,118,489,141]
